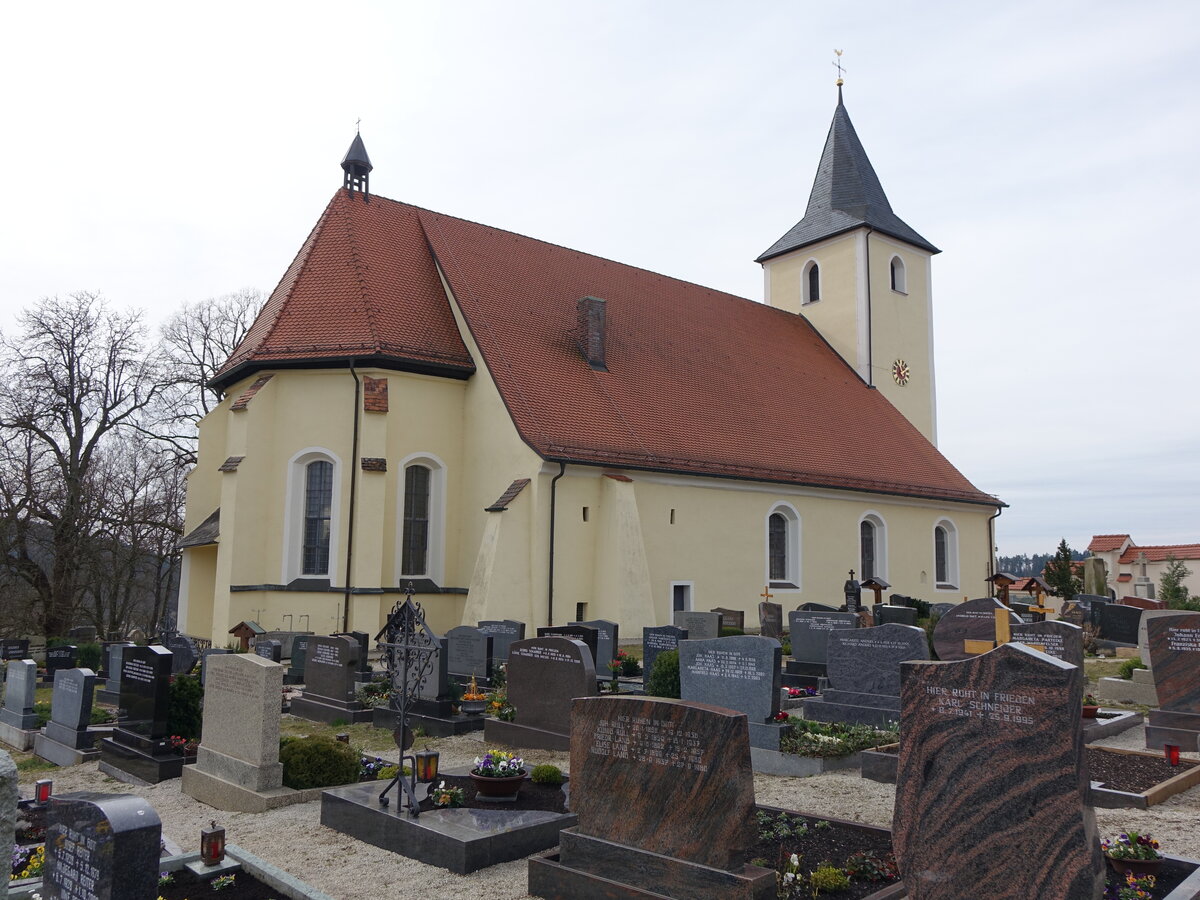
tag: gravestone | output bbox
[569,619,619,670]
[35,668,101,767]
[798,601,839,612]
[802,623,930,728]
[477,619,526,662]
[182,653,288,812]
[68,625,98,643]
[286,635,310,683]
[1099,603,1142,644]
[786,610,858,684]
[1009,600,1033,621]
[254,639,283,663]
[258,630,312,659]
[929,602,956,617]
[1058,599,1087,627]
[484,637,598,751]
[444,625,493,681]
[1119,596,1166,611]
[0,749,14,898]
[1011,620,1084,669]
[199,648,231,686]
[45,645,78,681]
[0,659,38,751]
[44,792,163,900]
[1138,608,1185,666]
[0,640,29,660]
[873,605,918,627]
[893,642,1102,899]
[931,597,1021,661]
[711,607,744,631]
[678,636,782,749]
[164,633,199,675]
[98,645,183,783]
[289,635,371,724]
[1145,612,1200,751]
[1084,595,1110,627]
[673,610,721,641]
[757,602,783,640]
[528,695,773,899]
[99,642,135,702]
[536,624,600,669]
[642,625,687,689]
[334,631,371,678]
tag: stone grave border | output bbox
[1087,747,1200,810]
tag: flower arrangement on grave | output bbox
[1102,831,1162,862]
[612,649,641,676]
[786,686,818,698]
[165,734,199,755]
[772,710,791,723]
[1110,871,1157,900]
[11,844,44,880]
[462,675,487,703]
[430,781,466,808]
[486,690,516,721]
[472,748,524,779]
[211,872,237,891]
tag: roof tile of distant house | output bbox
[1118,544,1200,565]
[215,189,998,507]
[1088,534,1132,553]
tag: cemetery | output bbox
[4,593,1200,899]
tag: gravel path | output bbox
[16,721,1200,899]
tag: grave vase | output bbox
[469,771,525,800]
[1082,704,1099,719]
[1107,856,1162,878]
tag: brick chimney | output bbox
[576,296,607,371]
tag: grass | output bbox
[279,717,398,752]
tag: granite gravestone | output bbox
[0,659,38,749]
[711,607,745,631]
[334,631,371,678]
[444,625,493,681]
[254,640,283,663]
[536,625,600,669]
[182,653,286,811]
[798,602,838,612]
[0,640,29,660]
[929,602,956,617]
[758,602,783,640]
[102,642,135,695]
[679,636,782,750]
[931,597,1022,662]
[287,635,310,683]
[477,619,526,662]
[1144,612,1200,751]
[116,645,172,741]
[528,695,773,899]
[164,633,199,675]
[44,792,162,900]
[1138,609,1185,666]
[1011,620,1084,669]
[673,610,721,641]
[1099,604,1143,644]
[483,637,598,751]
[45,645,78,681]
[36,668,100,766]
[642,625,687,689]
[802,624,930,728]
[787,610,858,678]
[569,620,619,669]
[1119,596,1166,611]
[199,648,231,686]
[893,642,1102,899]
[0,749,14,894]
[289,635,370,724]
[873,605,918,627]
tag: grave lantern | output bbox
[1165,744,1181,767]
[34,779,53,804]
[201,820,226,865]
[415,746,440,783]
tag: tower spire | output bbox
[340,129,373,202]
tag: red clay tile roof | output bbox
[1118,544,1200,565]
[219,190,999,507]
[1117,574,1132,583]
[1088,534,1131,553]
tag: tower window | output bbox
[803,261,821,304]
[890,256,907,294]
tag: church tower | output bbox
[758,86,940,445]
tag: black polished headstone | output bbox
[45,791,162,900]
[46,645,78,680]
[304,635,360,702]
[1099,603,1142,644]
[570,620,619,668]
[788,611,859,665]
[477,619,526,662]
[117,645,172,741]
[289,635,311,680]
[873,605,918,627]
[797,602,839,613]
[0,639,30,660]
[642,625,687,689]
[335,631,371,675]
[254,640,283,663]
[163,633,198,675]
[68,625,98,642]
[537,625,600,668]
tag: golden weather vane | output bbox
[832,49,846,86]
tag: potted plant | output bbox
[461,676,488,715]
[1082,693,1100,718]
[1102,830,1163,877]
[470,748,526,800]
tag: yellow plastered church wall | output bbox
[764,233,860,367]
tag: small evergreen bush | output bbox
[280,735,360,789]
[809,864,850,893]
[77,642,102,670]
[1118,658,1148,680]
[167,675,204,740]
[645,650,680,698]
[720,626,745,637]
[531,764,564,785]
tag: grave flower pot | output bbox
[1082,705,1100,719]
[461,699,487,716]
[1107,856,1162,878]
[469,772,526,800]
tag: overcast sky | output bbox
[2,1,1197,557]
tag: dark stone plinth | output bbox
[529,828,774,900]
[860,744,900,784]
[34,731,101,767]
[98,735,187,784]
[1147,710,1200,751]
[893,643,1102,899]
[931,597,1021,661]
[485,718,572,752]
[802,689,901,729]
[320,779,576,874]
[747,721,790,751]
[289,695,372,725]
[372,704,484,737]
[43,720,98,750]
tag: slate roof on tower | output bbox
[757,91,939,261]
[215,189,998,507]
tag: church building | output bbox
[178,89,1003,643]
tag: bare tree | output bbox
[158,288,264,463]
[0,292,169,637]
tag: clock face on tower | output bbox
[891,359,911,386]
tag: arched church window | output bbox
[890,255,906,293]
[766,503,801,588]
[401,464,431,576]
[302,461,333,575]
[804,261,821,304]
[859,513,887,581]
[934,519,959,589]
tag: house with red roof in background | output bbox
[1087,535,1200,602]
[177,89,1003,644]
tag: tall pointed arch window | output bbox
[302,460,333,575]
[859,513,888,581]
[397,454,446,583]
[283,448,341,584]
[803,260,821,304]
[766,503,801,588]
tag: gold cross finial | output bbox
[833,50,845,86]
[760,586,774,602]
